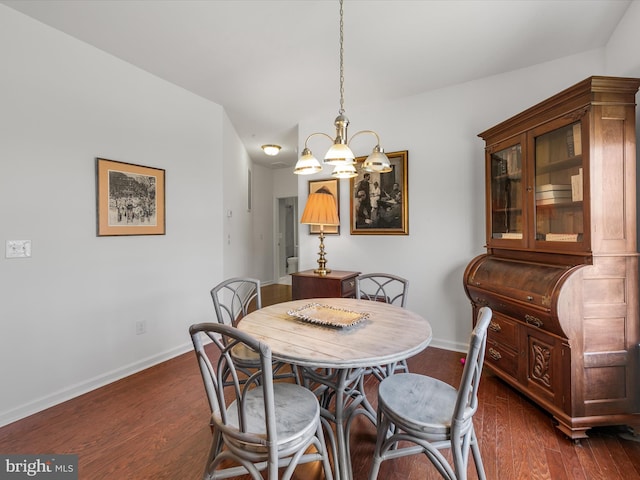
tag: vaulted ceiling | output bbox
[2,0,631,168]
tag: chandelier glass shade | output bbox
[294,148,322,175]
[324,143,355,165]
[294,0,389,178]
[330,162,358,179]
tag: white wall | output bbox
[605,0,640,78]
[273,167,298,199]
[221,111,255,280]
[298,49,607,351]
[251,163,276,282]
[0,6,224,426]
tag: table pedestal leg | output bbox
[334,368,351,480]
[303,367,368,480]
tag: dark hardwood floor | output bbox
[1,283,638,479]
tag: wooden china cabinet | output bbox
[464,76,640,440]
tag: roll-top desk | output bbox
[464,76,640,440]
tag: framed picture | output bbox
[96,158,166,236]
[308,178,340,235]
[350,150,408,235]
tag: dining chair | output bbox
[368,307,492,480]
[190,322,334,480]
[356,273,410,379]
[210,277,297,383]
[210,277,262,328]
[352,273,411,423]
[355,273,409,308]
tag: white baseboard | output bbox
[0,336,468,428]
[428,337,469,354]
[0,342,193,428]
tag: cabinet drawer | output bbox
[485,340,519,379]
[341,277,356,297]
[487,313,518,350]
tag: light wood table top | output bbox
[238,297,432,369]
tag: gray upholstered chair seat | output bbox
[229,343,260,366]
[221,383,321,454]
[377,373,457,439]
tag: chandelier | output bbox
[294,0,390,178]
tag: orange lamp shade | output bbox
[300,187,339,226]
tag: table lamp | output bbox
[300,186,340,276]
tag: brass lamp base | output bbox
[314,231,331,276]
[314,267,331,276]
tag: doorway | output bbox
[276,196,298,284]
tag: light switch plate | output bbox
[6,240,32,258]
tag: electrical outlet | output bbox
[135,320,147,335]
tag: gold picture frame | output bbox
[350,150,408,235]
[308,178,340,235]
[96,158,166,236]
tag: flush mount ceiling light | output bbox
[261,144,281,156]
[294,0,390,178]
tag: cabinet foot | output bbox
[554,419,589,441]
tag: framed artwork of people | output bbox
[96,158,166,236]
[349,150,408,235]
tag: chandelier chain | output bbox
[294,0,389,176]
[339,0,345,115]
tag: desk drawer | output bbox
[487,312,518,350]
[486,340,519,379]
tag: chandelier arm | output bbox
[347,130,382,146]
[303,132,335,149]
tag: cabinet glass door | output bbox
[533,121,584,245]
[489,143,523,241]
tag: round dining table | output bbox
[237,297,432,480]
